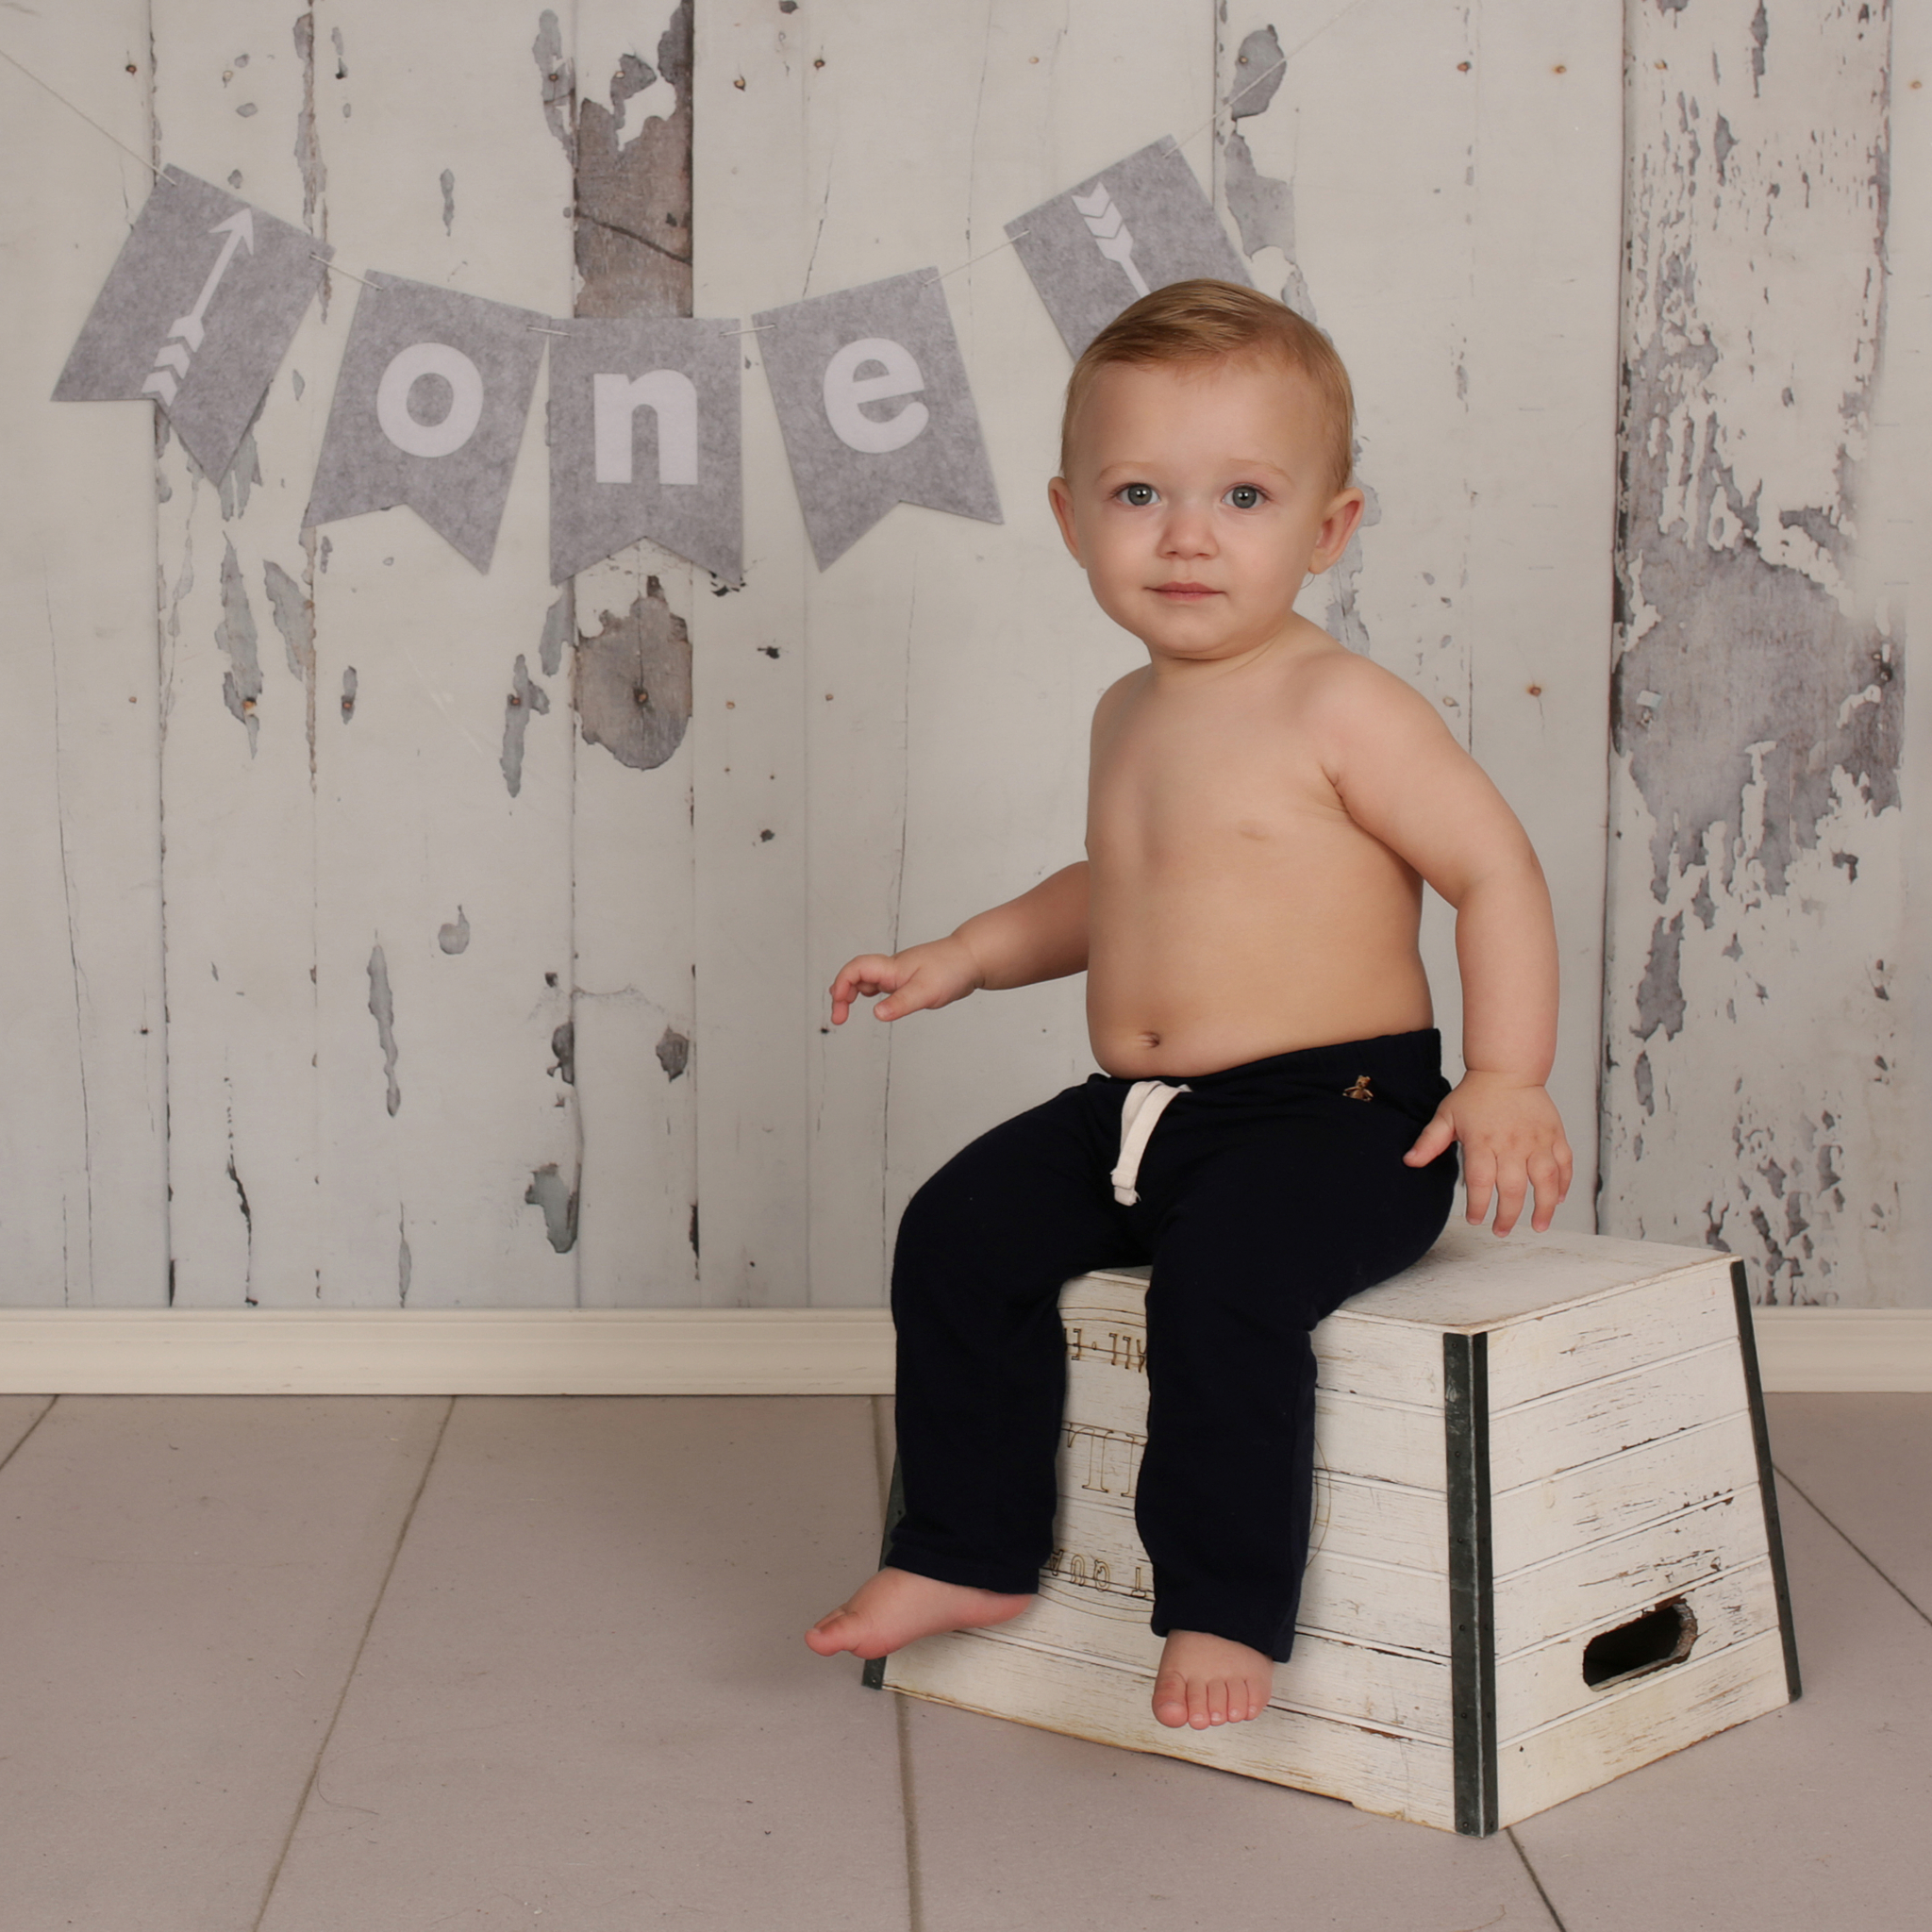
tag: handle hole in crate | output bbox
[1583,1596,1699,1690]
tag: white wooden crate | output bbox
[874,1224,1800,1834]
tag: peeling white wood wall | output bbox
[1603,0,1923,1308]
[0,1,1917,1315]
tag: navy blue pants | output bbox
[885,1029,1457,1661]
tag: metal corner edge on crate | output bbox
[1730,1259,1802,1701]
[1443,1328,1499,1836]
[861,1457,908,1691]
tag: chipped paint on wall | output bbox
[535,0,692,320]
[262,556,317,765]
[367,942,401,1116]
[574,581,691,770]
[500,652,552,796]
[525,1160,579,1252]
[1603,0,1903,1303]
[656,1025,691,1080]
[438,907,471,954]
[215,537,261,752]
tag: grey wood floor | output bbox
[1,1389,1925,1931]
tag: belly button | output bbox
[1140,1031,1161,1049]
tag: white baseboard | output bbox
[0,1305,1926,1397]
[0,1307,897,1397]
[1748,1308,1932,1393]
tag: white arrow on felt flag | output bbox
[1071,184,1149,299]
[166,208,255,352]
[140,208,256,409]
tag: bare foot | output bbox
[806,1567,1032,1660]
[1151,1630,1274,1730]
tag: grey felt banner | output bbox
[53,171,330,482]
[303,274,547,572]
[547,317,742,586]
[754,272,1000,571]
[1007,141,1252,361]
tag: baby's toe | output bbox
[1208,1675,1233,1726]
[1152,1671,1190,1729]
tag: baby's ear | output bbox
[1046,476,1082,561]
[1310,486,1367,572]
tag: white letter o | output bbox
[822,337,929,455]
[376,341,486,458]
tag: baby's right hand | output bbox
[829,938,982,1025]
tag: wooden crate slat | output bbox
[1483,1262,1737,1407]
[1495,1557,1779,1744]
[1497,1630,1790,1825]
[1491,1409,1758,1576]
[885,1631,1458,1832]
[1487,1338,1751,1491]
[1492,1483,1775,1657]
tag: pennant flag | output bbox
[54,171,330,482]
[304,274,546,572]
[547,317,742,586]
[754,272,1000,571]
[1006,142,1252,360]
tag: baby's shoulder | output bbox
[1284,641,1439,735]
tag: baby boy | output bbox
[807,279,1572,1732]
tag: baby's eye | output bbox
[1225,484,1263,509]
[1119,482,1158,507]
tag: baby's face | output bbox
[1049,354,1362,665]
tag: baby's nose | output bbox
[1160,506,1217,555]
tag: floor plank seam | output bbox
[246,1395,458,1932]
[1773,1462,1932,1631]
[0,1394,58,1477]
[1506,1826,1571,1932]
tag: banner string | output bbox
[722,225,1038,341]
[313,254,380,291]
[0,45,168,179]
[923,229,1030,286]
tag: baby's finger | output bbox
[1491,1166,1528,1238]
[1404,1110,1457,1169]
[874,975,930,1022]
[1528,1148,1566,1231]
[1461,1150,1495,1228]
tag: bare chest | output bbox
[1087,705,1343,865]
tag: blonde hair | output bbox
[1058,278,1355,494]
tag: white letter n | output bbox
[594,370,699,486]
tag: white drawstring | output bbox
[1111,1079,1190,1205]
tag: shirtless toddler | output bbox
[807,279,1572,1733]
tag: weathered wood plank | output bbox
[887,1628,1458,1831]
[150,3,325,1307]
[1491,1408,1759,1576]
[0,4,169,1306]
[689,2,811,1305]
[1488,1338,1748,1492]
[1496,1556,1780,1744]
[1484,1262,1737,1408]
[1491,1483,1775,1657]
[306,0,578,1306]
[1604,0,1904,1304]
[1497,1629,1790,1825]
[562,0,701,1308]
[990,1587,1457,1738]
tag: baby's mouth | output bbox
[1152,582,1220,599]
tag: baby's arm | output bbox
[1314,661,1573,1235]
[829,862,1089,1024]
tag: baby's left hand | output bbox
[1403,1072,1573,1235]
